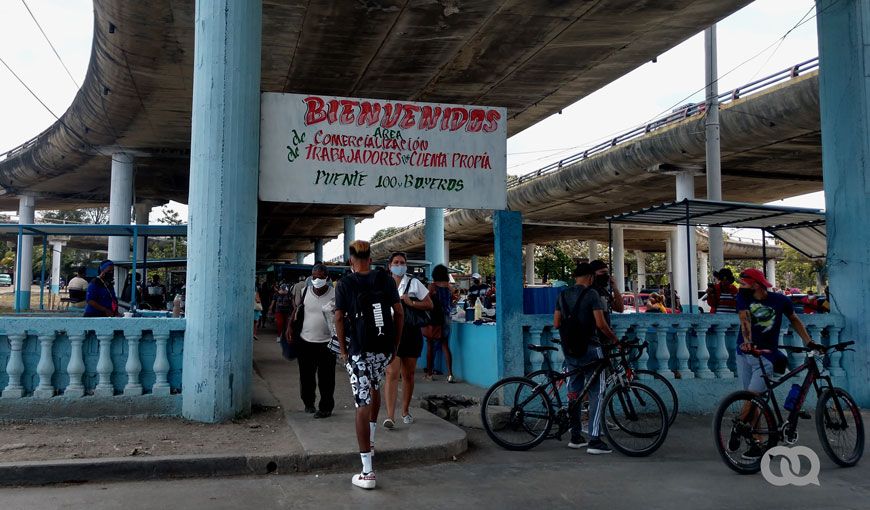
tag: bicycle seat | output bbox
[527,344,559,353]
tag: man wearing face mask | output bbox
[83,260,121,317]
[292,264,337,418]
[589,259,624,319]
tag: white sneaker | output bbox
[352,471,376,489]
[402,414,414,425]
[276,336,281,343]
[383,418,395,429]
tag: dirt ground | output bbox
[0,406,299,463]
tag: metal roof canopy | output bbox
[606,199,826,259]
[605,199,826,312]
[1,223,187,314]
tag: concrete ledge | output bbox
[0,395,181,421]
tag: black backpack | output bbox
[557,286,596,357]
[345,270,395,352]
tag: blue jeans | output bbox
[566,346,606,440]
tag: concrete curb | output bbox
[0,434,467,487]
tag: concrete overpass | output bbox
[372,60,820,260]
[0,0,756,261]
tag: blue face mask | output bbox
[390,265,407,277]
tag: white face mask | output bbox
[311,278,328,289]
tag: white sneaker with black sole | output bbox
[567,435,589,449]
[587,439,613,455]
[352,471,376,489]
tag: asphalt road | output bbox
[2,414,868,510]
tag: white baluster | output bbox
[674,325,694,379]
[33,334,56,398]
[826,326,845,377]
[694,325,715,379]
[634,327,650,372]
[124,332,143,396]
[2,334,26,398]
[152,333,171,396]
[713,325,733,378]
[654,325,674,379]
[551,329,565,370]
[785,326,801,370]
[65,332,86,398]
[94,333,115,397]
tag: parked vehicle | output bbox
[0,273,12,287]
[622,292,650,313]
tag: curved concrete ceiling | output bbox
[0,0,755,257]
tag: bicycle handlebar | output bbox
[743,340,854,358]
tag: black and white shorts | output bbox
[345,351,392,407]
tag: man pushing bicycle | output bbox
[553,262,621,455]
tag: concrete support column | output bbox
[343,216,356,262]
[15,194,35,310]
[134,202,152,277]
[766,259,777,290]
[49,240,64,295]
[816,0,870,405]
[425,208,445,277]
[470,255,479,276]
[313,239,324,263]
[699,251,709,293]
[109,153,134,294]
[588,240,599,261]
[182,0,261,423]
[296,253,305,265]
[674,172,699,312]
[611,226,625,293]
[635,250,646,292]
[524,243,536,285]
[494,210,523,378]
[444,240,451,267]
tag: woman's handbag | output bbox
[402,278,432,328]
[289,286,308,340]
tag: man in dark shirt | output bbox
[84,260,120,317]
[554,263,620,455]
[335,240,403,490]
[733,268,818,459]
[589,259,624,317]
[467,273,490,308]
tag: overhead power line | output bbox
[20,0,80,89]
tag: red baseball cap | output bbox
[739,268,772,289]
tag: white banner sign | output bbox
[259,92,507,209]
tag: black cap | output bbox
[717,268,734,281]
[573,262,594,278]
[589,259,608,272]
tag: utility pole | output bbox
[705,25,724,275]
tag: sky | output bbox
[0,0,823,259]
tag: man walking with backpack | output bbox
[553,262,620,455]
[335,240,404,489]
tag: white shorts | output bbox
[736,352,773,393]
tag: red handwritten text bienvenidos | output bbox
[302,96,501,133]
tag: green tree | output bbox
[371,226,402,244]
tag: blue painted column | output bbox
[494,210,523,378]
[183,0,261,423]
[817,0,870,405]
[425,208,445,278]
[15,194,35,310]
[470,255,479,276]
[314,238,324,263]
[343,216,356,262]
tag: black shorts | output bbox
[396,328,423,358]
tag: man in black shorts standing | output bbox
[335,240,404,490]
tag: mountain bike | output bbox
[526,337,678,427]
[481,342,669,456]
[713,341,863,474]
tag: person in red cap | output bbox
[733,267,820,459]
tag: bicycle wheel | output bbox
[601,383,668,457]
[633,369,678,427]
[526,369,566,408]
[480,376,553,451]
[816,387,865,467]
[712,390,778,474]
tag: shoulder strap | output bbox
[401,276,412,296]
[569,286,592,318]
